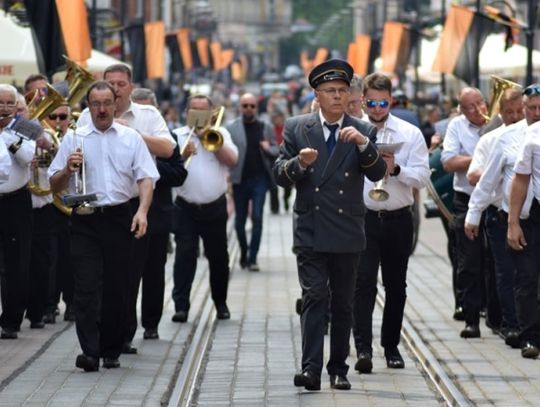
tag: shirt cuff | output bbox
[356,140,369,152]
[465,210,481,226]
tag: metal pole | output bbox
[120,0,127,61]
[474,0,481,87]
[414,0,421,104]
[441,0,446,95]
[90,0,97,46]
[526,0,538,85]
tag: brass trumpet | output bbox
[181,106,225,167]
[482,75,522,121]
[368,122,391,202]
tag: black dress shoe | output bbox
[504,329,520,348]
[121,342,138,354]
[385,348,405,369]
[43,312,56,324]
[216,304,231,320]
[75,354,99,372]
[102,357,120,369]
[293,371,321,391]
[521,341,539,359]
[143,328,159,340]
[172,310,188,323]
[30,320,45,329]
[453,307,465,321]
[1,328,18,339]
[330,374,351,390]
[355,352,373,373]
[239,252,248,269]
[460,324,481,338]
[64,305,76,322]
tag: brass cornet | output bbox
[482,75,522,121]
[368,123,391,202]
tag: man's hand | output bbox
[381,151,395,176]
[131,210,148,239]
[36,134,52,150]
[298,148,318,168]
[464,223,479,240]
[260,139,270,151]
[507,223,527,251]
[339,126,368,145]
[66,148,83,173]
[181,141,197,160]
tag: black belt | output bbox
[176,194,226,210]
[91,202,131,215]
[368,206,411,219]
[0,186,27,200]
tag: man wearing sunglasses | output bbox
[274,59,386,391]
[441,87,488,339]
[353,73,430,374]
[226,93,278,272]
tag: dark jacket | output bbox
[273,112,386,253]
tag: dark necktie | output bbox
[324,123,339,155]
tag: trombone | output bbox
[180,106,225,167]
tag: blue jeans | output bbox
[233,175,269,265]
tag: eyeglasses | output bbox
[317,87,350,96]
[365,99,390,109]
[241,104,256,108]
[523,86,540,96]
[48,113,69,120]
[0,102,17,109]
[89,101,115,109]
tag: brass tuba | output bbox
[483,75,522,121]
[64,56,94,107]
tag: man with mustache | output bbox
[0,84,36,339]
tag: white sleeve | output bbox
[0,139,10,182]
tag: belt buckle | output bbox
[377,210,388,219]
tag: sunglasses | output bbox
[242,104,256,108]
[365,99,390,109]
[523,86,540,96]
[48,113,69,120]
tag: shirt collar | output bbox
[319,110,344,128]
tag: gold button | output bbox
[344,172,349,177]
[338,208,343,214]
[315,187,319,192]
[315,206,320,210]
[292,171,296,175]
[339,190,343,194]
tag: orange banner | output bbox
[55,0,92,66]
[231,61,243,82]
[144,21,165,79]
[380,22,410,73]
[240,54,249,78]
[210,41,222,71]
[221,49,234,69]
[177,28,193,71]
[196,37,209,67]
[432,6,475,74]
[300,50,312,74]
[313,48,329,66]
[347,34,371,76]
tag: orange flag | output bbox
[196,37,210,67]
[221,49,235,69]
[313,48,329,66]
[210,41,222,71]
[144,21,165,79]
[55,0,92,66]
[177,28,193,71]
[380,22,410,73]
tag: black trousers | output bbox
[453,191,485,325]
[353,208,413,354]
[297,248,359,377]
[70,204,132,359]
[124,198,150,344]
[141,232,169,330]
[27,204,55,323]
[0,188,32,331]
[47,205,73,313]
[510,200,540,345]
[172,195,229,312]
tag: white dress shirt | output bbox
[363,113,430,210]
[441,114,483,195]
[173,125,238,204]
[514,120,540,201]
[48,122,159,206]
[0,122,36,193]
[0,133,10,183]
[466,120,533,226]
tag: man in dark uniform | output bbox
[273,60,386,391]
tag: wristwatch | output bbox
[391,164,401,177]
[8,137,22,155]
